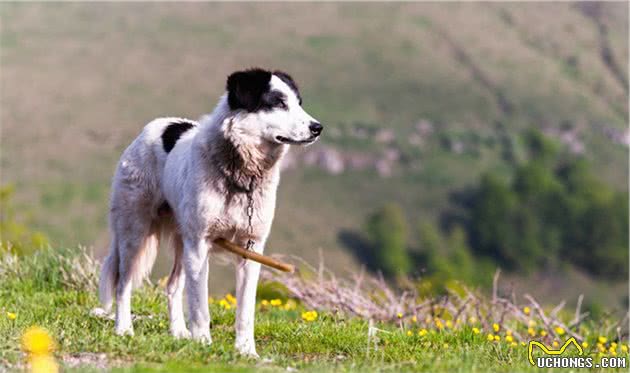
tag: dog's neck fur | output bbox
[199,95,288,193]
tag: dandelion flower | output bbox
[492,323,500,332]
[521,342,526,346]
[552,341,559,348]
[411,315,417,323]
[528,327,536,336]
[468,316,477,324]
[283,299,297,311]
[528,320,536,327]
[554,327,565,335]
[598,336,607,344]
[225,293,237,305]
[261,299,269,307]
[523,306,531,315]
[611,342,617,349]
[621,344,628,353]
[270,299,282,307]
[494,335,500,342]
[301,310,318,322]
[505,335,513,343]
[397,312,403,319]
[506,330,512,336]
[510,342,517,347]
[29,354,58,373]
[445,320,453,329]
[472,327,480,334]
[219,299,231,310]
[6,312,16,320]
[418,329,428,337]
[22,326,56,355]
[597,343,605,352]
[443,343,448,349]
[487,333,494,342]
[406,330,413,336]
[582,341,588,349]
[540,330,547,337]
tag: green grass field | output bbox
[0,248,628,372]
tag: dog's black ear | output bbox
[226,68,272,112]
[273,70,302,104]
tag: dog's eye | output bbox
[277,100,288,110]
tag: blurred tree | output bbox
[365,203,410,277]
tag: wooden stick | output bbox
[212,238,295,273]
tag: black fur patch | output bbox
[226,68,273,112]
[161,120,195,153]
[273,70,302,105]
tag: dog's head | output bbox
[226,68,322,146]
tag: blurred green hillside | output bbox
[1,3,627,298]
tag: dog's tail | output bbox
[98,239,119,313]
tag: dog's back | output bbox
[98,117,198,314]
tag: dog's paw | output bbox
[190,329,212,345]
[90,307,114,320]
[235,341,259,359]
[170,326,191,339]
[114,326,134,337]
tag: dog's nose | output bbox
[309,122,323,136]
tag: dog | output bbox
[97,68,322,357]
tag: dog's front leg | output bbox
[234,240,264,357]
[183,237,212,344]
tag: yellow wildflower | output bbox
[523,306,531,315]
[505,335,513,343]
[283,299,297,311]
[29,354,59,373]
[424,316,432,324]
[301,310,318,322]
[225,293,237,305]
[445,320,453,329]
[492,323,500,332]
[554,326,565,335]
[528,327,536,336]
[22,327,56,356]
[397,312,403,319]
[261,299,269,307]
[609,347,617,356]
[443,343,449,349]
[494,335,500,342]
[598,336,607,344]
[521,341,526,346]
[406,330,413,336]
[506,330,512,336]
[468,316,477,324]
[510,342,518,347]
[270,299,282,307]
[621,344,628,353]
[219,299,231,310]
[528,320,536,327]
[435,319,444,330]
[597,343,605,352]
[472,327,480,334]
[418,329,428,337]
[552,341,559,348]
[611,342,617,349]
[7,312,16,320]
[411,315,417,323]
[540,330,547,337]
[487,333,494,341]
[582,341,588,349]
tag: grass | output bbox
[0,248,628,372]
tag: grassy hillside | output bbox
[0,248,627,372]
[1,3,628,293]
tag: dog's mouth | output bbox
[275,135,318,145]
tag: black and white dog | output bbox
[96,68,322,356]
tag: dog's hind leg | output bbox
[167,233,190,339]
[115,218,159,336]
